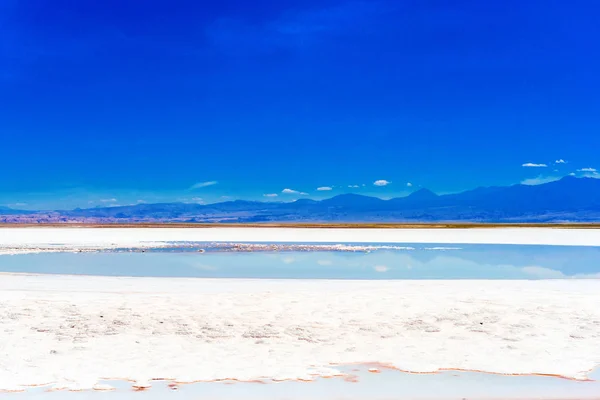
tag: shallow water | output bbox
[11,366,600,399]
[2,243,600,279]
[3,243,600,399]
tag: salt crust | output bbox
[1,275,599,391]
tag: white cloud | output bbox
[569,172,576,176]
[136,200,146,204]
[520,175,561,186]
[521,266,566,279]
[406,182,413,187]
[577,167,597,172]
[11,202,27,207]
[555,159,567,164]
[263,193,278,197]
[100,198,117,203]
[522,163,547,168]
[580,172,600,179]
[317,186,332,191]
[190,181,218,189]
[373,180,391,186]
[348,185,360,188]
[179,197,205,204]
[373,265,389,273]
[282,188,308,195]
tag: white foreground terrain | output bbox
[1,227,600,392]
[1,274,599,391]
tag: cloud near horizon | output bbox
[317,186,332,191]
[373,265,390,273]
[522,163,547,168]
[190,181,218,189]
[282,188,308,195]
[579,171,600,179]
[263,193,278,197]
[578,167,597,172]
[373,180,391,186]
[520,175,561,186]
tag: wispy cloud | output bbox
[520,175,561,185]
[263,193,278,197]
[100,198,117,203]
[374,179,391,186]
[521,266,566,279]
[577,169,600,179]
[282,188,308,195]
[317,186,332,191]
[522,163,547,168]
[348,184,360,188]
[373,265,390,273]
[406,182,413,187]
[188,263,218,271]
[555,159,567,164]
[190,181,218,189]
[178,197,205,204]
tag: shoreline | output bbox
[5,365,600,397]
[2,227,600,248]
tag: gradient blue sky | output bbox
[1,0,599,209]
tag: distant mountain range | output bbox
[2,176,600,223]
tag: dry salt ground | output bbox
[1,274,600,392]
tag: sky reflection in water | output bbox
[1,243,599,279]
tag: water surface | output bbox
[2,243,600,279]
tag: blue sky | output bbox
[1,0,599,209]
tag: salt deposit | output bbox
[1,274,599,391]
